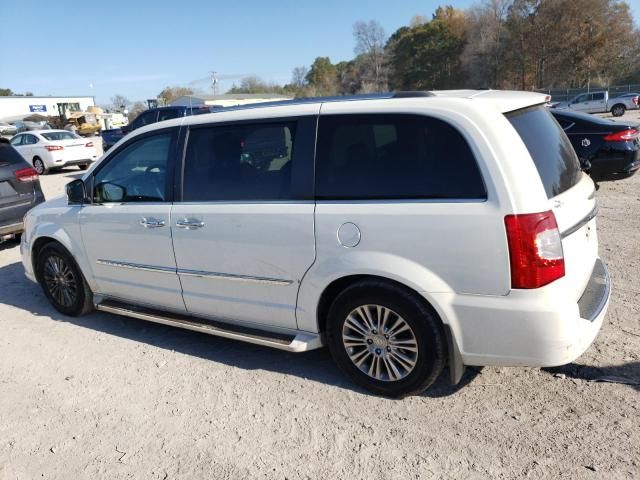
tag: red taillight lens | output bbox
[85,142,94,147]
[504,211,565,289]
[603,128,639,141]
[14,167,39,183]
[45,145,64,151]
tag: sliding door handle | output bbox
[176,218,205,230]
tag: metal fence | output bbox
[535,84,640,102]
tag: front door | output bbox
[171,115,317,330]
[79,128,185,312]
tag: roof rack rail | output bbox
[211,91,434,114]
[391,91,435,98]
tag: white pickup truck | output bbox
[553,91,639,117]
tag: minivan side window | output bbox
[315,114,486,200]
[93,132,173,203]
[182,122,296,201]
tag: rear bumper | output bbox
[440,259,611,367]
[49,158,94,168]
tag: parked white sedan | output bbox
[10,130,98,174]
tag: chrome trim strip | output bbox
[561,204,599,239]
[177,268,293,285]
[95,260,293,285]
[96,259,176,274]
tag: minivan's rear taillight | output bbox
[603,128,639,142]
[14,167,39,183]
[504,211,565,289]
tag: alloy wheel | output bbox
[342,304,419,382]
[43,255,78,307]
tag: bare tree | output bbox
[353,20,388,91]
[110,94,130,112]
[291,66,309,88]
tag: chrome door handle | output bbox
[176,218,205,230]
[140,217,166,228]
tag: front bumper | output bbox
[21,236,36,283]
[441,259,611,367]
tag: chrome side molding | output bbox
[95,259,293,285]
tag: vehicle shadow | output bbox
[543,362,640,392]
[0,259,481,398]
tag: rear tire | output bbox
[33,157,48,175]
[326,281,446,398]
[36,242,94,316]
[611,104,626,117]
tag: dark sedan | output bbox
[0,138,45,241]
[551,109,640,181]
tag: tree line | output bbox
[231,0,640,96]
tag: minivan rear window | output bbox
[506,106,581,198]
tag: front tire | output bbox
[33,157,48,175]
[36,243,94,316]
[611,104,626,117]
[78,164,89,171]
[326,281,446,398]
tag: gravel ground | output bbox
[0,150,638,479]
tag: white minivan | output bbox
[21,90,611,397]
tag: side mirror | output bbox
[66,179,86,205]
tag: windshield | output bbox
[506,106,581,198]
[41,131,79,141]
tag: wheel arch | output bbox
[29,225,97,293]
[313,273,465,384]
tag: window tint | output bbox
[315,114,486,200]
[158,108,183,122]
[506,106,581,199]
[23,134,38,145]
[93,132,173,203]
[591,92,605,101]
[183,122,296,201]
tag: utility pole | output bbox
[210,71,219,96]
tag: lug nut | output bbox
[386,346,391,352]
[372,329,377,334]
[384,334,389,339]
[367,339,373,345]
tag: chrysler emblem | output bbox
[581,138,591,147]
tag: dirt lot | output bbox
[0,156,639,479]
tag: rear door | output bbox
[171,113,318,329]
[586,92,607,113]
[507,106,598,300]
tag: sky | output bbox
[1,0,639,106]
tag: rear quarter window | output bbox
[315,114,486,200]
[506,106,581,198]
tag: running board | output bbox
[95,299,323,352]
